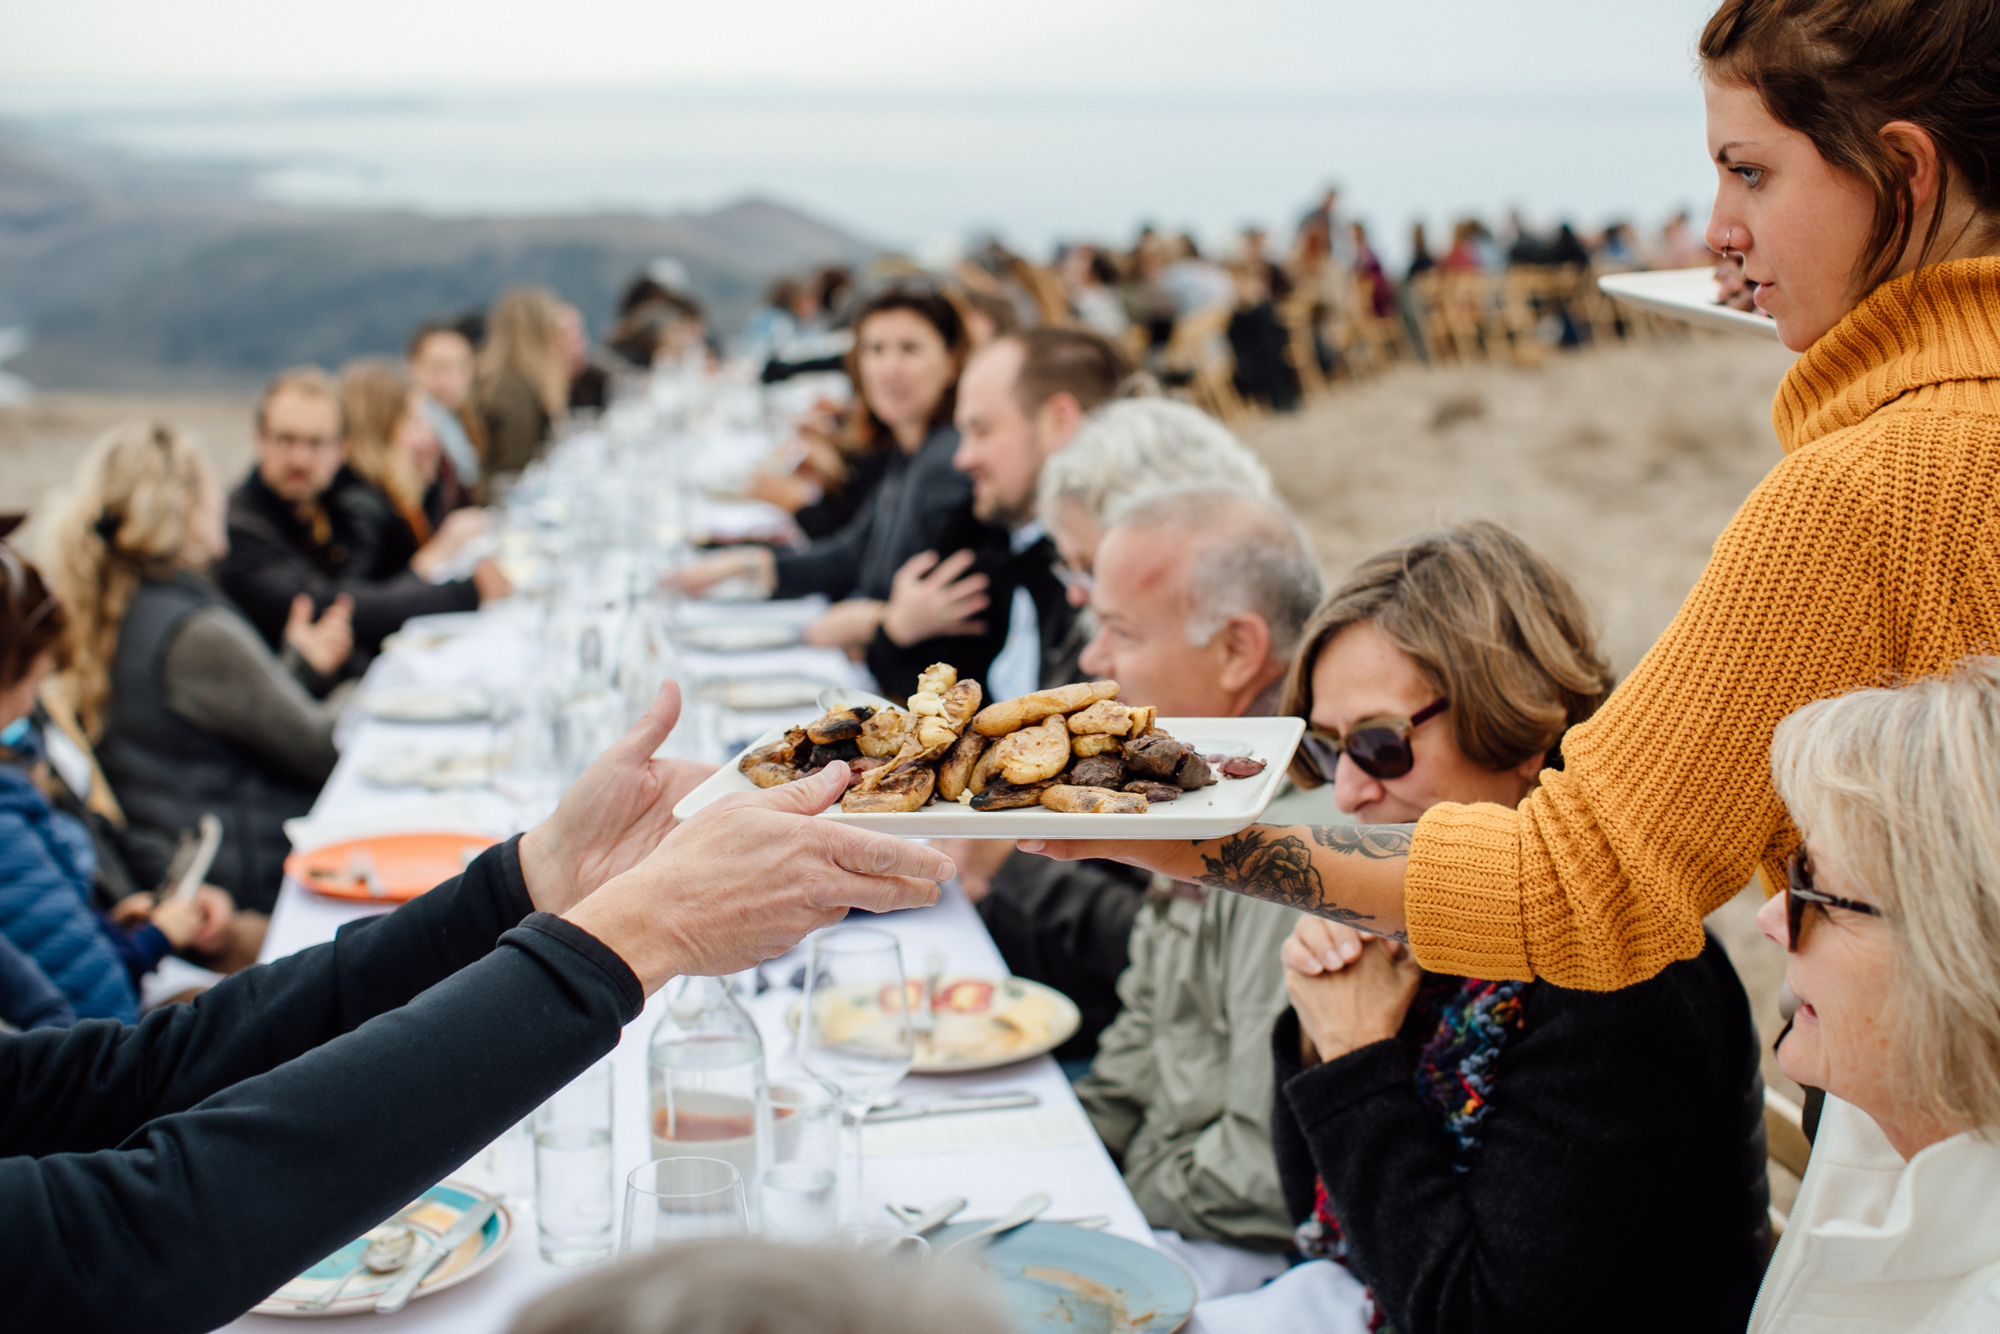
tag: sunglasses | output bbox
[1298,698,1447,782]
[1784,843,1885,951]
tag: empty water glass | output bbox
[761,1080,840,1240]
[533,1058,615,1265]
[621,1156,748,1253]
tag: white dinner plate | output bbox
[358,685,495,723]
[1595,268,1783,340]
[673,622,800,653]
[672,715,1304,840]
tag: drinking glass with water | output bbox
[797,928,914,1226]
[761,1079,841,1240]
[532,1057,615,1265]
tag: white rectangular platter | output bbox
[672,715,1305,840]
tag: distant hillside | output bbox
[0,122,877,392]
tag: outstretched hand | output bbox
[564,761,958,992]
[284,593,354,677]
[519,680,718,916]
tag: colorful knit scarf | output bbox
[1293,974,1530,1331]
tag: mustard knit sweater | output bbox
[1407,257,2000,990]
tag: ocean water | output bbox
[20,84,1717,266]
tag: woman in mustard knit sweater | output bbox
[1024,0,2000,992]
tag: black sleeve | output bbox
[1267,1007,1322,1227]
[1282,960,1766,1334]
[0,840,643,1334]
[0,837,537,1156]
[772,506,873,601]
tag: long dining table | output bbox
[218,589,1155,1332]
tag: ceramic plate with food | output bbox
[252,1180,513,1318]
[674,662,1302,840]
[926,1221,1194,1334]
[787,974,1082,1074]
[358,685,495,723]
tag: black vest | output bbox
[95,573,316,913]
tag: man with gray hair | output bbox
[1008,485,1327,1288]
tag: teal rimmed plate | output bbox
[252,1179,513,1317]
[931,1220,1194,1333]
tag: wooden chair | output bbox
[1277,293,1329,398]
[1764,1086,1813,1246]
[1163,306,1250,423]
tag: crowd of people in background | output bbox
[10,0,2000,1324]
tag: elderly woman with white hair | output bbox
[1749,656,2000,1331]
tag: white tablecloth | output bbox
[220,607,1153,1333]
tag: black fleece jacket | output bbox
[1270,935,1771,1334]
[0,838,641,1333]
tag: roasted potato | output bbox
[856,708,913,758]
[1071,732,1123,759]
[841,763,935,813]
[742,761,799,788]
[1041,785,1148,814]
[806,706,874,745]
[936,729,991,802]
[993,715,1072,785]
[739,727,810,771]
[972,680,1120,737]
[911,679,983,755]
[967,740,1008,796]
[970,778,1054,810]
[1066,700,1140,736]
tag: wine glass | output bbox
[621,1156,748,1253]
[797,927,914,1225]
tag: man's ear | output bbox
[1036,392,1086,456]
[1213,613,1273,693]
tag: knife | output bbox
[375,1198,500,1313]
[864,1091,1038,1123]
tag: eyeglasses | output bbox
[1297,698,1447,782]
[1784,843,1885,951]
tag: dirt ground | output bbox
[1,336,1805,1182]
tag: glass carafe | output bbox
[647,975,772,1224]
[554,625,625,785]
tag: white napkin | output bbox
[282,793,502,852]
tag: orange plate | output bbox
[287,832,498,902]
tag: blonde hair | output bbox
[42,422,211,738]
[1770,655,2000,1134]
[477,286,570,420]
[338,357,429,537]
[1282,521,1614,785]
[508,1238,1007,1334]
[1036,398,1271,532]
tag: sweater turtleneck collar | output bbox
[1772,256,2000,455]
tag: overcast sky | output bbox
[4,0,1720,100]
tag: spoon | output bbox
[941,1192,1052,1257]
[301,1225,417,1311]
[886,1196,967,1235]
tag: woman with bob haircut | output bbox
[336,358,490,587]
[672,285,1012,695]
[1747,656,2000,1330]
[1022,0,2000,996]
[1193,523,1769,1334]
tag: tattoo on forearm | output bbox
[1195,829,1378,928]
[1310,824,1415,859]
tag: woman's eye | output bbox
[1733,166,1764,188]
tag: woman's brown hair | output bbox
[841,286,968,454]
[1281,521,1614,786]
[1700,0,2000,292]
[1,543,68,691]
[338,357,430,542]
[476,285,570,420]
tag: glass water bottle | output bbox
[647,975,772,1222]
